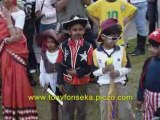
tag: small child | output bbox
[57,15,93,120]
[92,18,132,120]
[137,29,160,120]
[36,29,60,120]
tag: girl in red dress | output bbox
[0,0,38,119]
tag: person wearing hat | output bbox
[136,29,160,120]
[57,0,97,49]
[56,15,93,120]
[87,0,137,46]
[37,29,60,120]
[92,18,132,120]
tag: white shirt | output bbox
[39,50,59,93]
[35,0,57,24]
[11,10,25,29]
[104,48,114,55]
[130,0,146,3]
[93,46,131,85]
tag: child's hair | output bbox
[101,24,122,36]
[149,39,160,48]
[47,36,59,46]
[68,15,86,29]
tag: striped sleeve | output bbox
[93,49,99,67]
[92,49,104,77]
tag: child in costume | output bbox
[137,29,160,120]
[57,15,93,120]
[92,18,132,120]
[37,29,60,120]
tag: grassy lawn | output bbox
[0,39,150,120]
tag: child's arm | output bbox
[137,57,152,102]
[117,48,131,77]
[56,45,65,85]
[122,1,137,26]
[87,11,100,28]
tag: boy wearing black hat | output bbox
[57,15,93,120]
[92,18,132,120]
[137,29,160,120]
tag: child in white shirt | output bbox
[37,29,60,120]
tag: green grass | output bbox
[0,39,150,120]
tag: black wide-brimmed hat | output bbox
[62,15,88,30]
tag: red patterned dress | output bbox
[0,13,38,119]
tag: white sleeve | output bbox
[14,10,25,29]
[39,58,46,87]
[117,68,131,77]
[93,68,104,77]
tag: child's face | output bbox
[46,37,57,51]
[69,24,85,40]
[101,34,119,48]
[148,45,160,57]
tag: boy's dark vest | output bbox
[41,52,56,73]
[60,40,92,85]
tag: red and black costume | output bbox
[57,38,93,85]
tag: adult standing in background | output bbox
[57,0,97,49]
[129,0,148,56]
[35,0,57,32]
[146,0,158,34]
[23,0,37,86]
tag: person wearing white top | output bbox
[129,0,148,56]
[35,0,67,32]
[40,50,58,93]
[37,29,60,120]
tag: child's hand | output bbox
[135,100,143,110]
[58,85,66,94]
[102,68,108,74]
[109,70,120,79]
[66,69,77,76]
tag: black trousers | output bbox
[23,18,37,70]
[146,0,158,34]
